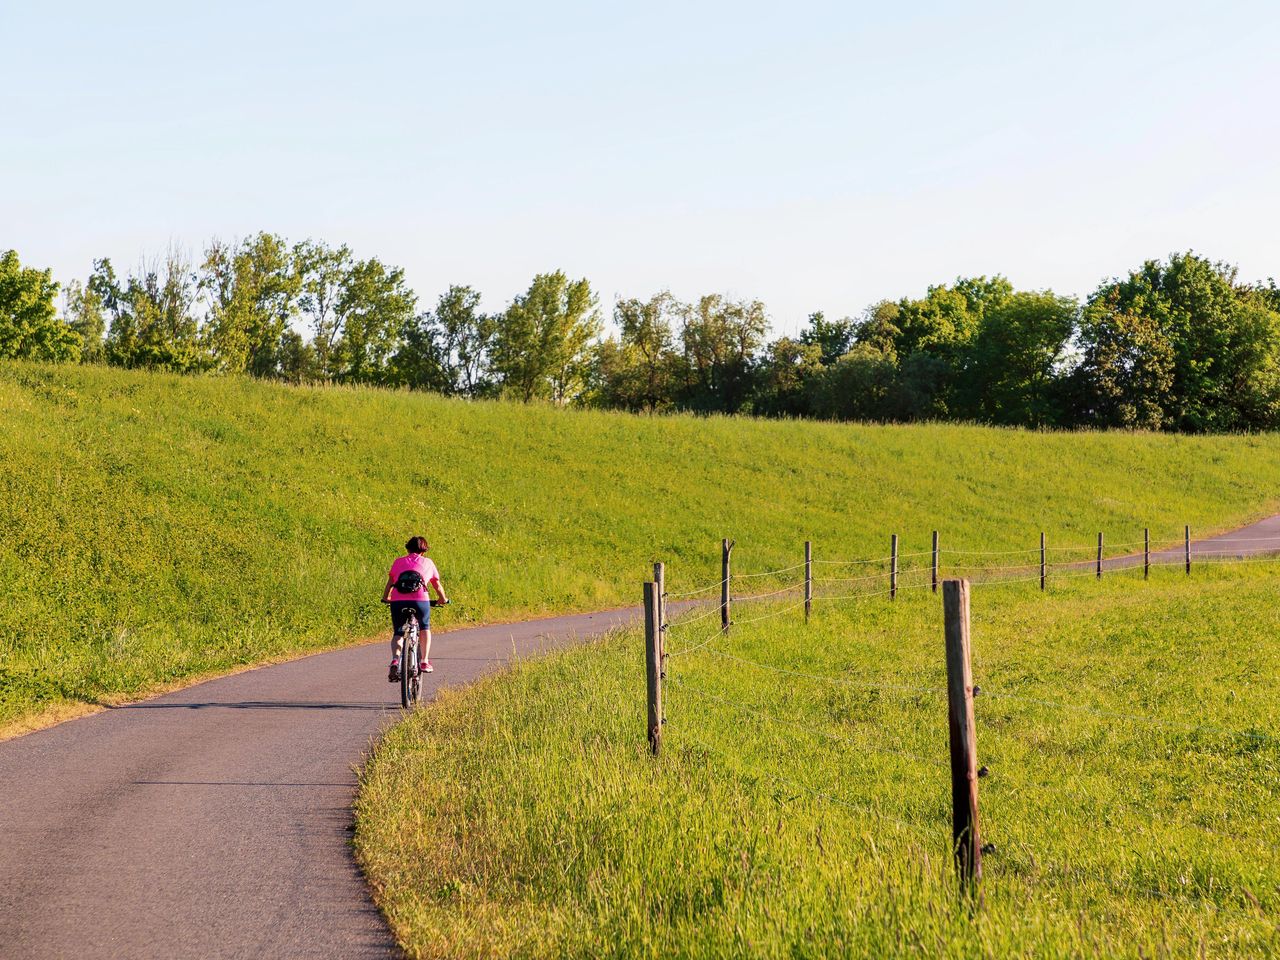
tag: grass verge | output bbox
[355,564,1280,958]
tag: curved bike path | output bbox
[2,515,1279,959]
[0,607,643,959]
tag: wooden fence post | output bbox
[890,534,899,600]
[932,530,939,594]
[1185,525,1191,575]
[654,561,666,677]
[1039,532,1046,591]
[804,540,812,623]
[943,579,982,901]
[1096,532,1103,579]
[644,581,662,755]
[1144,529,1150,580]
[721,538,733,632]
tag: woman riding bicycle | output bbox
[383,535,448,681]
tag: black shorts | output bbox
[389,600,430,635]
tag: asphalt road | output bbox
[0,607,642,960]
[2,515,1278,960]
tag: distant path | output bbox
[0,608,641,959]
[2,516,1279,959]
[1113,513,1280,565]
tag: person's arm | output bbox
[430,574,447,604]
[381,574,394,604]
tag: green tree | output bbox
[294,240,353,381]
[1074,302,1176,430]
[1259,280,1280,313]
[589,292,681,411]
[0,250,79,362]
[278,329,317,384]
[845,278,1016,422]
[1080,253,1280,431]
[805,343,898,421]
[431,285,497,396]
[961,291,1078,426]
[388,311,449,392]
[99,251,204,371]
[62,279,105,362]
[678,294,769,412]
[890,281,993,357]
[492,272,599,403]
[200,233,300,377]
[854,301,903,355]
[798,311,856,364]
[334,257,417,384]
[754,337,823,417]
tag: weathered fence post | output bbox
[654,561,666,678]
[1185,525,1191,575]
[1039,532,1046,591]
[1096,532,1103,579]
[804,540,813,623]
[721,538,733,632]
[932,530,939,594]
[943,579,982,902]
[1144,529,1150,580]
[890,534,899,600]
[644,581,662,755]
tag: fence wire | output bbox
[662,529,1280,601]
[651,529,1277,914]
[734,580,807,603]
[665,576,728,600]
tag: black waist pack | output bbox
[395,570,425,594]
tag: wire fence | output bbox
[643,524,1280,905]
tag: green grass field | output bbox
[355,564,1280,958]
[7,361,1280,955]
[5,358,1280,735]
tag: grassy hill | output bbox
[5,359,1280,737]
[356,567,1280,958]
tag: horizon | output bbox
[5,1,1279,335]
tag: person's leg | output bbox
[388,604,408,680]
[389,604,406,658]
[416,601,432,671]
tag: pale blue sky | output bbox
[4,1,1278,334]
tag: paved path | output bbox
[2,515,1278,960]
[0,608,642,960]
[1125,512,1280,564]
[1033,514,1280,575]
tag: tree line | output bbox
[3,236,1278,432]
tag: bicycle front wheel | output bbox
[400,631,416,709]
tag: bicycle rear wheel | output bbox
[400,618,418,709]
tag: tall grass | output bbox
[356,565,1280,958]
[4,359,1280,731]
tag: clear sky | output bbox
[4,0,1278,335]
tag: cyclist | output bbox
[383,535,448,682]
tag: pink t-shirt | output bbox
[388,554,439,601]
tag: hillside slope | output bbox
[4,360,1280,730]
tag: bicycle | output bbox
[397,599,447,709]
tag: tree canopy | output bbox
[11,240,1280,434]
[0,250,78,362]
